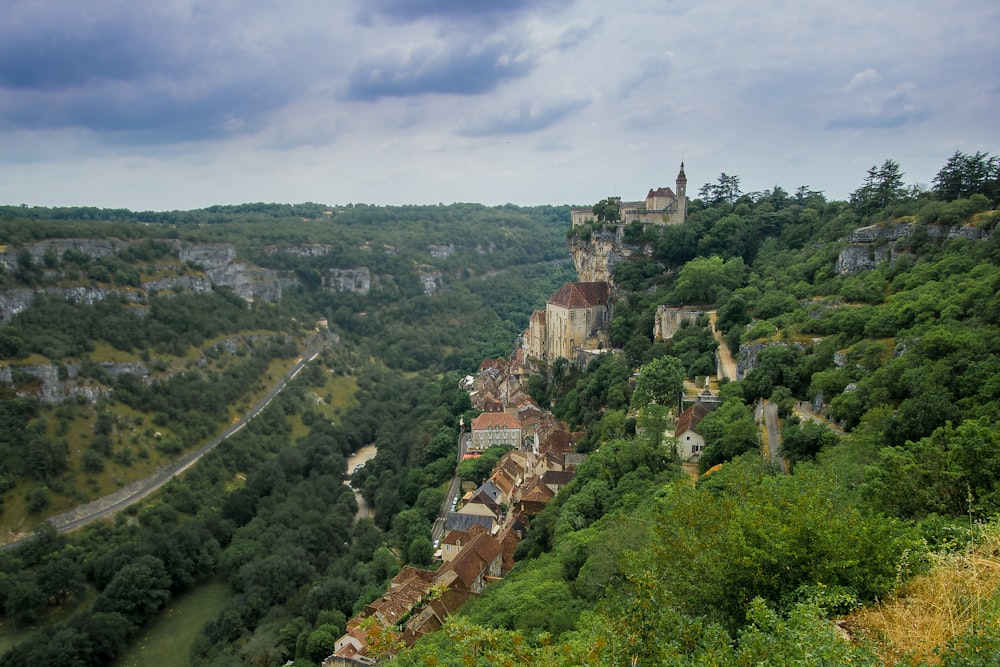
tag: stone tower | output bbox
[675,162,688,222]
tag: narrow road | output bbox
[431,431,468,544]
[707,311,738,380]
[760,401,787,472]
[2,333,335,551]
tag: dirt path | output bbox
[707,311,739,380]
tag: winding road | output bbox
[1,333,335,551]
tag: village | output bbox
[321,167,724,664]
[326,292,732,665]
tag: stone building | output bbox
[469,412,522,452]
[571,163,688,227]
[524,281,611,363]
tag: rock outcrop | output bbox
[836,221,990,274]
[0,360,148,403]
[0,239,388,321]
[569,227,656,287]
[324,269,371,295]
[654,306,705,341]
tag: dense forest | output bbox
[0,149,999,665]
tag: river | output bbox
[345,444,378,520]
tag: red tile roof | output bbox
[676,403,710,436]
[647,187,676,199]
[471,412,521,430]
[548,282,610,309]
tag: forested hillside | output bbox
[390,151,1000,666]
[1,149,1000,666]
[0,203,575,664]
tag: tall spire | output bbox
[675,162,688,222]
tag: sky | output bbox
[1,0,998,211]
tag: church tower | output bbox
[675,162,688,222]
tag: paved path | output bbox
[760,401,787,472]
[793,402,846,435]
[431,432,469,544]
[707,311,739,380]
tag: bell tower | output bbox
[675,162,687,222]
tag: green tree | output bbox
[850,159,906,217]
[93,555,172,626]
[407,535,434,566]
[37,557,85,605]
[670,256,744,305]
[932,150,1000,202]
[632,355,685,410]
[591,198,621,223]
[699,172,742,204]
[305,624,339,663]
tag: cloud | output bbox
[0,2,324,142]
[344,38,533,100]
[844,67,882,91]
[357,0,571,23]
[827,82,928,130]
[458,98,586,137]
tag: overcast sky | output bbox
[1,0,998,211]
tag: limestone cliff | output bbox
[569,227,654,287]
[836,221,990,274]
[0,240,380,322]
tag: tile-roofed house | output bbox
[331,567,438,664]
[400,587,471,647]
[516,476,556,515]
[462,488,503,521]
[496,520,524,575]
[445,511,495,533]
[488,467,516,502]
[434,533,502,594]
[541,470,575,493]
[675,402,710,463]
[549,281,610,310]
[523,309,547,361]
[540,427,574,458]
[440,524,488,563]
[522,281,611,364]
[515,401,543,436]
[470,412,522,452]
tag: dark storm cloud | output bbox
[0,27,162,89]
[0,2,308,141]
[344,40,532,100]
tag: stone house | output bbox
[434,533,503,595]
[469,412,522,452]
[675,403,710,463]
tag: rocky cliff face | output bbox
[324,268,371,295]
[836,221,990,274]
[0,240,382,323]
[0,360,148,403]
[0,238,127,271]
[569,227,654,286]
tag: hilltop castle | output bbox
[570,163,688,227]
